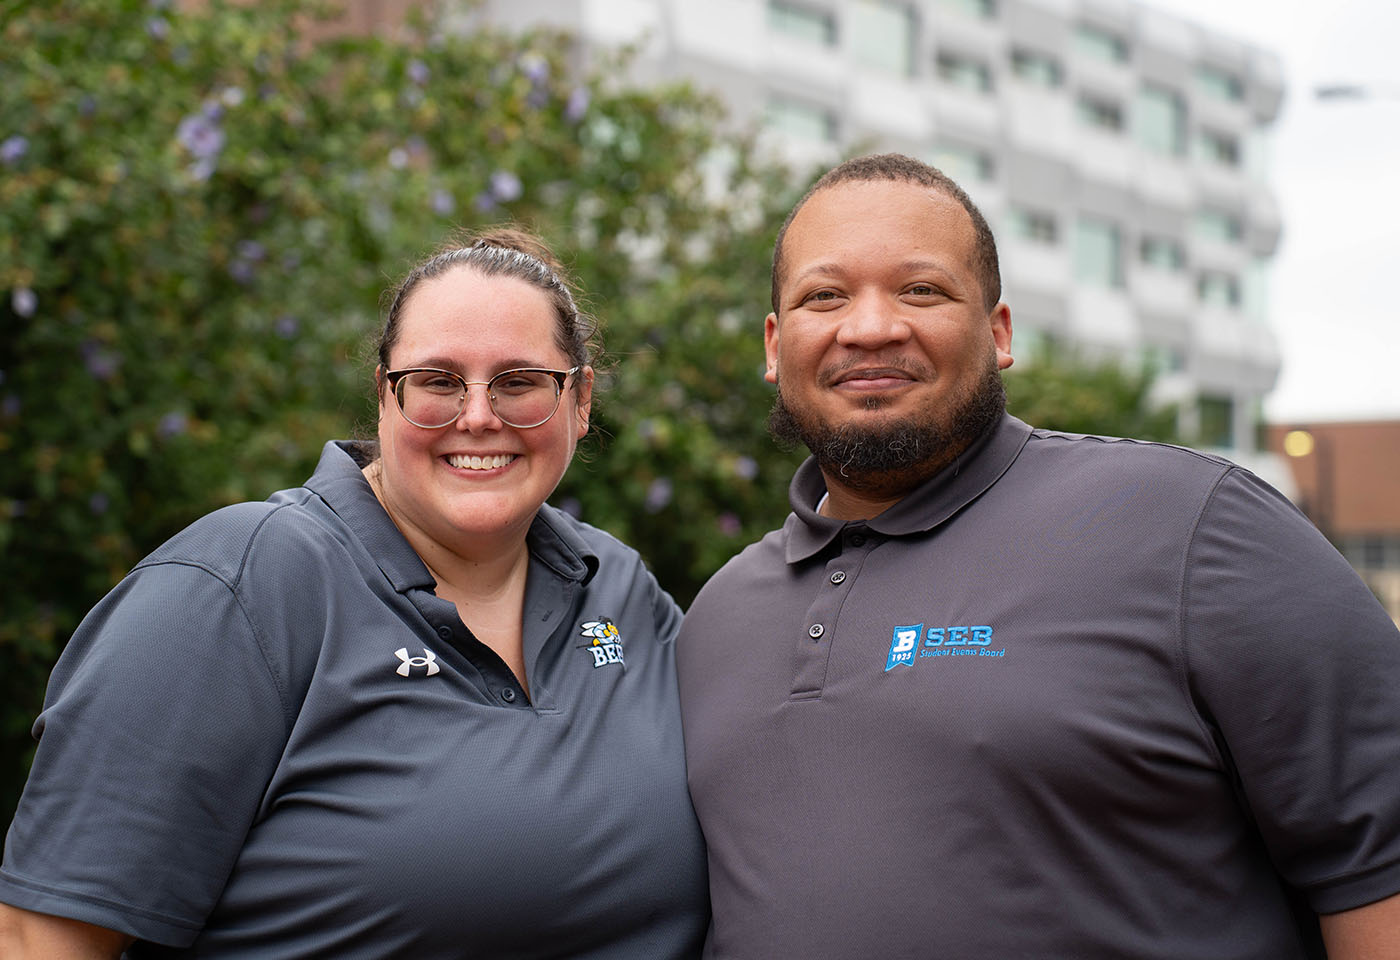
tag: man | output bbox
[676,153,1400,959]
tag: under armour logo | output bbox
[394,647,440,677]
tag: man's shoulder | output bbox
[1021,427,1238,484]
[686,525,790,611]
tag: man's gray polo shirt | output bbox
[677,414,1400,960]
[1,441,707,958]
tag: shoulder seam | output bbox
[1174,463,1240,765]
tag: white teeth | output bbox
[447,454,514,470]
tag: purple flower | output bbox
[717,512,742,536]
[644,477,673,513]
[473,191,497,213]
[146,17,169,39]
[519,52,549,84]
[80,340,121,380]
[275,315,299,338]
[89,492,109,516]
[200,99,224,122]
[236,240,266,261]
[176,113,224,160]
[78,95,97,117]
[565,87,590,123]
[431,189,455,216]
[158,411,188,438]
[11,287,37,317]
[489,170,522,203]
[407,59,430,86]
[733,455,758,480]
[229,259,255,284]
[0,135,28,165]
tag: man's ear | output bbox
[763,312,780,384]
[990,303,1013,370]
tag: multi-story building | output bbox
[469,0,1286,476]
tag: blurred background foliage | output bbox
[0,0,1180,820]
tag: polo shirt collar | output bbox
[782,414,1033,563]
[305,441,598,592]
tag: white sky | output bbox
[1152,0,1400,423]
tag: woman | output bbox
[0,229,708,957]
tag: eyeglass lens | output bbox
[396,370,564,428]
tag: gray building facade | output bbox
[472,0,1287,471]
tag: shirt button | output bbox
[808,624,825,639]
[436,625,452,640]
[849,534,865,547]
[830,571,846,584]
[501,687,517,703]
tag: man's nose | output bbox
[835,291,913,349]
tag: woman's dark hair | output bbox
[375,226,599,391]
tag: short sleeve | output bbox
[649,569,683,647]
[1183,468,1400,913]
[0,560,289,945]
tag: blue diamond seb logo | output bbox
[885,623,922,671]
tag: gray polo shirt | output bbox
[1,442,707,958]
[677,414,1400,960]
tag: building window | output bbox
[928,143,994,183]
[939,0,996,18]
[1195,208,1242,243]
[1196,128,1241,167]
[936,51,993,92]
[1010,47,1062,88]
[1074,217,1123,287]
[1197,393,1234,448]
[850,1,916,77]
[1076,23,1128,63]
[1144,344,1187,372]
[1077,93,1124,132]
[1197,269,1242,307]
[1197,63,1244,102]
[766,96,837,142]
[1009,207,1058,244]
[768,1,837,46]
[1135,84,1185,156]
[1140,234,1185,271]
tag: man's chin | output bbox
[769,362,1006,491]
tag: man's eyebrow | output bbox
[788,259,959,285]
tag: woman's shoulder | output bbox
[137,485,339,591]
[533,502,647,573]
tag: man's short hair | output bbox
[770,153,1002,315]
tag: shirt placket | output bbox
[791,524,877,700]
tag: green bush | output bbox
[0,0,1180,822]
[0,0,806,819]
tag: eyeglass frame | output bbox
[382,366,581,429]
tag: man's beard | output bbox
[768,352,1006,498]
